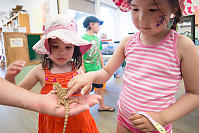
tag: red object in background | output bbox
[187,7,193,14]
[101,39,112,42]
[187,0,192,4]
[43,25,45,31]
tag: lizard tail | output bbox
[63,102,69,133]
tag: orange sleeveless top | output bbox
[38,66,99,133]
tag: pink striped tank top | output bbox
[118,30,182,132]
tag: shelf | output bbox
[2,13,30,32]
[3,13,19,26]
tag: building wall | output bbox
[69,0,95,14]
[0,0,138,40]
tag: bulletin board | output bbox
[26,34,42,60]
[3,32,29,66]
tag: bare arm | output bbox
[0,78,101,116]
[5,60,26,84]
[100,52,104,68]
[81,56,86,73]
[67,36,131,97]
[77,67,85,75]
[18,64,44,90]
[160,35,199,125]
[92,36,129,83]
[5,61,43,90]
[0,78,42,110]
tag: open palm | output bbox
[38,93,101,117]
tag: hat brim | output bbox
[33,29,91,55]
[99,20,104,25]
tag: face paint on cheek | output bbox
[156,15,166,27]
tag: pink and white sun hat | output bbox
[113,0,199,15]
[33,14,91,55]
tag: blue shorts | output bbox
[91,83,103,91]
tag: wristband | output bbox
[136,111,166,133]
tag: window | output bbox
[68,9,93,37]
[99,4,117,41]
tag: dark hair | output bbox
[41,46,82,70]
[127,0,182,30]
[86,25,91,31]
[127,0,131,3]
[167,0,182,30]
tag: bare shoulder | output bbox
[118,35,132,51]
[177,35,198,60]
[29,64,45,79]
[177,35,199,93]
[18,64,45,89]
[31,64,44,73]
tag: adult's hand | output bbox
[37,93,101,116]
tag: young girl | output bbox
[66,0,199,133]
[5,14,100,133]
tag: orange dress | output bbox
[38,67,99,133]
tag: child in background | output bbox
[82,16,115,112]
[5,14,100,133]
[67,0,199,132]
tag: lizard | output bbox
[52,82,80,133]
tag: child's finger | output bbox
[67,75,79,88]
[133,124,148,131]
[129,113,142,120]
[8,62,25,73]
[134,123,146,129]
[81,85,92,95]
[67,79,76,89]
[15,60,26,65]
[10,65,23,71]
[10,61,26,68]
[85,99,98,106]
[69,105,89,116]
[7,68,22,75]
[14,62,25,67]
[6,71,18,75]
[65,84,81,99]
[132,118,144,125]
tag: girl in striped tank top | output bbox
[67,0,199,133]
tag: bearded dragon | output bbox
[53,82,80,133]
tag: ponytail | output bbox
[41,54,53,70]
[170,8,182,30]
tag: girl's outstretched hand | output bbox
[129,112,166,132]
[5,60,26,83]
[66,73,94,99]
[38,93,101,116]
